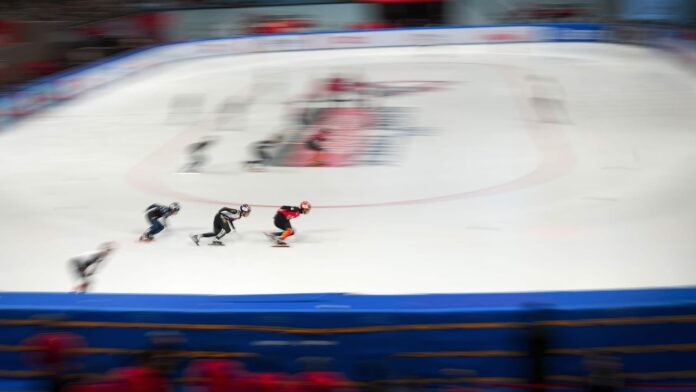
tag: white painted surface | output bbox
[1,43,695,295]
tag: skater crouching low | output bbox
[140,202,180,242]
[70,242,115,292]
[245,134,283,171]
[191,204,251,246]
[265,201,311,247]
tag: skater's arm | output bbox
[162,207,178,227]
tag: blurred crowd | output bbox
[0,1,168,92]
[0,0,307,25]
[242,15,317,35]
[0,0,132,24]
[22,328,356,392]
[14,317,628,392]
[499,1,602,23]
[0,1,694,102]
[0,0,614,93]
[0,0,329,92]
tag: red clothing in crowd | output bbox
[249,372,297,392]
[0,19,19,46]
[109,366,168,392]
[23,60,63,77]
[185,359,250,392]
[298,372,351,392]
[22,332,85,371]
[61,381,122,392]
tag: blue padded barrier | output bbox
[0,288,695,386]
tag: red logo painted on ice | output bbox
[275,80,450,167]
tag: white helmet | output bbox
[169,202,180,212]
[240,203,251,217]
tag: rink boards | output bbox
[1,288,696,386]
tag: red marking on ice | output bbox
[281,108,373,167]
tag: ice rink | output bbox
[1,42,696,295]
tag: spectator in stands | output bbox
[185,359,251,392]
[298,371,354,392]
[251,372,298,392]
[0,18,20,45]
[0,61,9,89]
[108,365,169,392]
[584,350,622,392]
[244,14,316,35]
[139,330,185,377]
[523,306,552,392]
[21,327,86,392]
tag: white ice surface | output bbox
[1,43,696,295]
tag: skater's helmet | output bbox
[169,202,180,212]
[240,203,251,217]
[300,201,311,214]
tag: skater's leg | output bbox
[188,153,205,172]
[273,214,293,240]
[201,218,228,239]
[311,151,323,165]
[215,221,231,240]
[273,214,287,236]
[207,221,230,245]
[71,260,88,292]
[191,216,225,246]
[199,217,221,237]
[150,220,164,236]
[279,228,294,240]
[306,140,324,165]
[71,257,95,292]
[259,149,271,166]
[73,282,89,293]
[142,218,164,239]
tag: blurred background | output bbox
[0,0,694,95]
[1,1,696,392]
